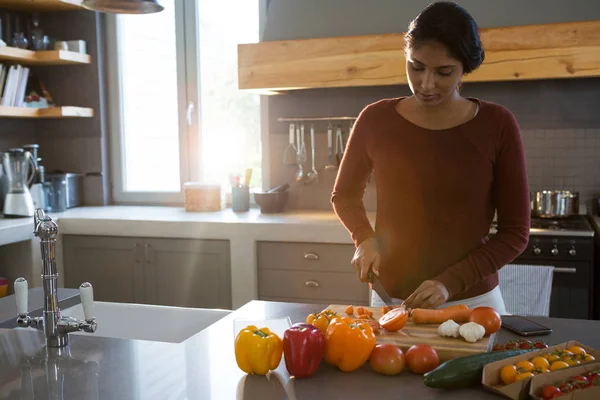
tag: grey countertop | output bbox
[2,297,600,400]
[0,288,80,329]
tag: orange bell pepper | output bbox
[306,309,338,334]
[324,316,376,372]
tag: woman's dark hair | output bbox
[404,1,485,74]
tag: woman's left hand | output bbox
[402,280,449,310]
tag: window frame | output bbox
[106,0,268,205]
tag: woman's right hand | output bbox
[351,237,381,282]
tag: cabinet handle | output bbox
[305,280,320,288]
[134,243,141,263]
[303,252,319,260]
[553,267,576,274]
[145,244,152,264]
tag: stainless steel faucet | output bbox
[15,209,97,348]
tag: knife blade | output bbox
[368,271,395,308]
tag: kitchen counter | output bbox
[1,206,596,308]
[0,217,34,246]
[1,299,600,400]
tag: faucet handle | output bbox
[14,277,28,316]
[79,282,94,322]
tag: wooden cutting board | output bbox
[327,304,495,362]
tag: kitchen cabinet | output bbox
[257,241,369,306]
[63,235,232,309]
[238,20,600,93]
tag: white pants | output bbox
[370,285,509,315]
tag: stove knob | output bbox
[569,247,577,257]
[533,246,542,255]
[551,246,559,256]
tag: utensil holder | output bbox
[232,185,250,212]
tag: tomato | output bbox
[369,344,405,376]
[378,307,408,332]
[541,385,562,400]
[405,344,439,374]
[468,307,501,336]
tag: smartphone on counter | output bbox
[501,315,553,336]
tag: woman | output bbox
[331,1,530,314]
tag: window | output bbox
[107,0,264,204]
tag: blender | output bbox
[2,148,38,217]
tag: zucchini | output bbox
[423,349,535,389]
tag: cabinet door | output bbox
[63,235,144,304]
[143,238,231,309]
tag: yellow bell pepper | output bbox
[234,325,283,375]
[324,316,376,372]
[306,309,338,334]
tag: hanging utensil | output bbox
[295,123,307,183]
[324,122,337,171]
[335,124,345,166]
[283,123,298,166]
[306,124,319,184]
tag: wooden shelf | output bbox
[0,0,83,12]
[0,47,91,65]
[238,20,600,93]
[0,106,94,118]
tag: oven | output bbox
[491,215,595,320]
[511,235,595,320]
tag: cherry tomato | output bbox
[541,385,562,400]
[378,307,408,332]
[369,344,405,376]
[405,344,440,374]
[468,307,501,336]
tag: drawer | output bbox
[257,241,355,272]
[258,270,369,303]
[260,296,369,307]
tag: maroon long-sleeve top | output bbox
[331,97,530,301]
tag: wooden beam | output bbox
[238,20,600,92]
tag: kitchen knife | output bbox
[368,271,395,308]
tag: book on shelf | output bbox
[0,63,30,107]
[0,63,55,109]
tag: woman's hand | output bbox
[402,280,449,310]
[351,237,380,282]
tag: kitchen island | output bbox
[1,299,600,399]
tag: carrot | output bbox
[344,305,354,315]
[411,307,473,324]
[441,304,469,311]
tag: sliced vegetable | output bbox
[411,307,472,324]
[234,325,283,375]
[344,305,354,315]
[423,349,535,389]
[324,316,376,372]
[378,307,408,332]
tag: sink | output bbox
[60,301,231,343]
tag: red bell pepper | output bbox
[282,323,325,378]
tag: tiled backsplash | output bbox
[522,128,600,211]
[268,128,600,213]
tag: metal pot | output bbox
[531,190,579,218]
